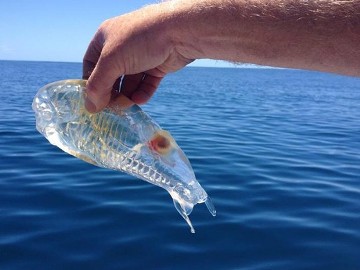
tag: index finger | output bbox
[83,31,118,113]
[85,49,127,113]
[82,33,103,80]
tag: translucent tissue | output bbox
[32,79,215,233]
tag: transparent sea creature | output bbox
[32,79,216,233]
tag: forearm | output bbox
[164,0,360,76]
[83,0,360,111]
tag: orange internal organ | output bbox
[148,130,174,155]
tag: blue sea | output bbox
[0,60,359,269]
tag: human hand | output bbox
[83,3,193,113]
[83,0,360,113]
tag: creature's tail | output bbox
[172,194,216,233]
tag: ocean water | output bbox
[0,60,359,269]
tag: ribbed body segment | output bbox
[32,79,215,233]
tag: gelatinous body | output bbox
[32,79,215,233]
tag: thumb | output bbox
[85,53,124,113]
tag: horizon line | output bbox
[0,58,279,69]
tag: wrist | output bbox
[162,0,208,60]
[162,0,243,61]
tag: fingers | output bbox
[82,30,108,113]
[116,73,163,105]
[120,73,145,98]
[82,32,103,80]
[110,76,122,100]
[85,50,125,113]
[130,74,163,104]
[107,73,162,110]
[83,48,163,112]
[82,23,126,113]
[82,20,166,112]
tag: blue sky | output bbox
[0,0,240,68]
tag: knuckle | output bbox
[100,18,112,28]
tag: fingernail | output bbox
[85,96,97,113]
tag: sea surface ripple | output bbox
[0,61,359,269]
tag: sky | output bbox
[0,0,244,68]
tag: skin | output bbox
[83,0,360,113]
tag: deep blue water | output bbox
[0,60,359,269]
